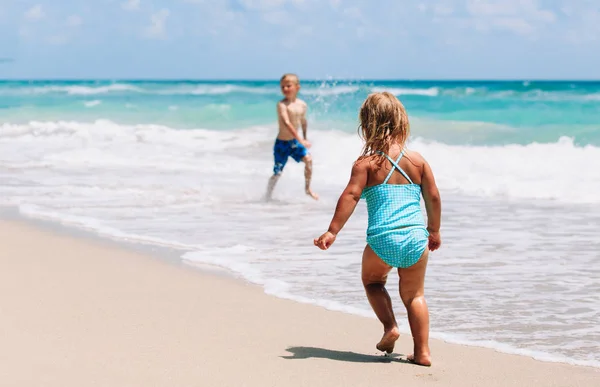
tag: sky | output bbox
[0,0,599,79]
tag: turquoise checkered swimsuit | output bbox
[361,150,429,268]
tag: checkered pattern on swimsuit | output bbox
[362,184,429,268]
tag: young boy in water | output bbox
[266,74,319,201]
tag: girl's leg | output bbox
[362,245,398,353]
[397,248,431,366]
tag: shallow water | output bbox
[1,80,599,367]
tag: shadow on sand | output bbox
[281,346,414,365]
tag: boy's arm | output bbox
[301,104,308,139]
[277,102,304,143]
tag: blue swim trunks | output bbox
[273,139,308,175]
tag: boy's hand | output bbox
[428,231,441,251]
[314,231,336,250]
[301,139,312,149]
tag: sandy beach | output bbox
[0,219,597,387]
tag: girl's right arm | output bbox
[314,159,368,250]
[421,158,442,251]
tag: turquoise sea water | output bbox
[1,80,599,368]
[2,80,600,144]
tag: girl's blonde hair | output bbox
[358,92,410,158]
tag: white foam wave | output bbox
[84,100,102,107]
[18,204,199,250]
[171,84,358,96]
[12,201,600,370]
[312,130,600,205]
[189,85,276,95]
[4,83,600,103]
[580,93,600,101]
[302,86,359,96]
[442,87,600,102]
[3,120,599,368]
[411,136,600,204]
[373,87,440,97]
[152,85,278,96]
[430,332,600,369]
[182,247,600,370]
[30,84,143,95]
[374,86,600,102]
[1,120,599,204]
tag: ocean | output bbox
[1,80,598,368]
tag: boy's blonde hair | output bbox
[358,92,410,158]
[280,73,300,84]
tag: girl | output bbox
[314,92,442,366]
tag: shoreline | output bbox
[1,217,598,386]
[3,207,600,370]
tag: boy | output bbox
[266,74,319,201]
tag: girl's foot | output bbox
[407,353,432,367]
[376,327,400,354]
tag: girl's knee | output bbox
[362,273,388,286]
[303,155,312,163]
[400,292,425,307]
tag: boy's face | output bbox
[280,79,300,98]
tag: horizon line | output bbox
[1,78,600,82]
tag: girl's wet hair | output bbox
[358,92,410,158]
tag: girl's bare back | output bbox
[365,145,425,187]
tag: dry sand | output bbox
[0,219,597,386]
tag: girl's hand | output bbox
[428,231,441,252]
[314,231,336,250]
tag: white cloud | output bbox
[433,4,454,16]
[467,1,512,17]
[289,0,309,10]
[263,10,288,25]
[297,25,313,36]
[240,0,285,10]
[24,5,44,21]
[67,15,83,27]
[494,18,535,35]
[47,35,68,45]
[356,26,365,39]
[465,0,555,36]
[144,8,169,39]
[181,0,247,38]
[122,0,140,11]
[18,26,31,37]
[466,0,555,22]
[343,7,362,19]
[560,6,600,43]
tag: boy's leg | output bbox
[302,155,318,200]
[397,249,431,366]
[362,245,399,353]
[265,173,281,201]
[266,140,287,201]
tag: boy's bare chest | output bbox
[286,104,304,117]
